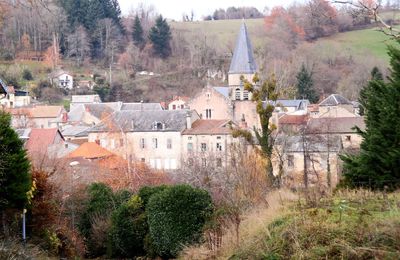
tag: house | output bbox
[306,117,365,150]
[0,85,31,108]
[87,110,200,170]
[61,125,91,145]
[278,114,308,134]
[273,134,343,189]
[181,119,241,168]
[25,128,77,159]
[67,103,115,126]
[269,99,310,113]
[168,96,189,110]
[8,105,66,129]
[76,80,95,89]
[312,94,357,118]
[49,70,74,90]
[70,94,101,110]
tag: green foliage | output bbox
[22,69,33,81]
[132,15,145,48]
[149,15,172,58]
[147,185,213,258]
[137,185,169,207]
[93,84,110,102]
[107,195,147,258]
[0,111,31,211]
[341,43,400,190]
[296,64,318,103]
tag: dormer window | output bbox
[152,121,164,130]
[235,88,241,100]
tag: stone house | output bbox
[87,110,199,170]
[0,84,31,108]
[310,94,358,118]
[9,105,66,129]
[168,96,189,110]
[70,94,102,110]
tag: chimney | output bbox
[140,100,143,111]
[186,111,192,129]
[62,112,68,122]
[240,114,247,129]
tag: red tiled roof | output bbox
[67,142,114,159]
[279,114,308,125]
[28,106,64,118]
[183,119,232,135]
[25,128,63,153]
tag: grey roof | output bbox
[0,78,7,94]
[71,94,101,103]
[62,125,90,137]
[229,22,257,74]
[307,117,365,134]
[89,110,190,132]
[16,128,31,140]
[68,104,115,122]
[265,99,310,110]
[276,135,342,153]
[120,102,163,111]
[319,94,351,106]
[213,87,229,98]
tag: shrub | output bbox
[138,185,168,207]
[107,195,147,258]
[22,69,33,81]
[147,185,213,258]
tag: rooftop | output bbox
[279,114,308,125]
[67,142,114,159]
[120,102,163,111]
[29,105,64,118]
[25,128,63,153]
[183,119,232,135]
[277,135,342,152]
[319,94,352,106]
[307,117,365,134]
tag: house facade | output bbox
[49,70,74,90]
[168,96,189,110]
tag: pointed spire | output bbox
[229,21,257,75]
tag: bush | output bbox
[147,185,213,258]
[107,195,148,258]
[22,69,33,81]
[138,185,169,207]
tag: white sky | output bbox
[118,0,294,20]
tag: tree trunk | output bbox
[2,210,8,238]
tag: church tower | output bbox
[228,21,258,101]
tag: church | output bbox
[187,21,261,130]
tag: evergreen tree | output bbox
[0,111,31,214]
[149,15,172,58]
[132,15,145,48]
[341,44,400,190]
[358,67,383,116]
[296,64,319,103]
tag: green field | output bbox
[172,18,398,62]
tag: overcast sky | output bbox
[118,0,292,20]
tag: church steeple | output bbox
[228,21,257,101]
[229,22,257,75]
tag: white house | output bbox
[49,70,74,90]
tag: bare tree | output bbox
[67,26,90,67]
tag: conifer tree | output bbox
[132,15,145,49]
[0,111,31,225]
[149,15,172,58]
[296,64,318,103]
[341,44,400,190]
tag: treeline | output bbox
[204,6,263,20]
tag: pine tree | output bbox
[341,44,400,190]
[149,15,172,58]
[132,15,145,49]
[0,111,31,220]
[296,64,319,103]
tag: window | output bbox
[100,139,106,147]
[141,158,145,162]
[150,159,155,168]
[110,139,115,149]
[164,159,170,170]
[172,104,176,110]
[201,143,207,152]
[243,90,249,100]
[64,143,69,149]
[167,138,172,149]
[216,158,222,167]
[346,135,351,141]
[287,155,294,168]
[235,88,241,100]
[187,142,193,151]
[170,159,177,169]
[119,138,124,147]
[216,142,222,151]
[202,158,207,167]
[152,138,158,149]
[156,159,162,169]
[181,105,184,109]
[206,92,211,100]
[140,138,145,149]
[188,136,192,140]
[153,122,163,130]
[206,109,212,119]
[216,136,221,140]
[95,139,100,145]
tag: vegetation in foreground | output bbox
[182,189,400,260]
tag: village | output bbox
[0,22,364,190]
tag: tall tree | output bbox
[149,15,172,59]
[0,111,31,234]
[341,43,400,190]
[132,15,145,48]
[296,64,319,103]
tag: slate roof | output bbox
[120,102,163,111]
[16,128,31,140]
[0,78,7,94]
[62,125,90,137]
[182,119,232,135]
[68,104,115,122]
[277,135,342,152]
[89,110,190,132]
[29,106,64,118]
[319,94,351,106]
[307,117,365,134]
[229,22,257,74]
[71,94,101,103]
[265,99,310,110]
[213,87,230,98]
